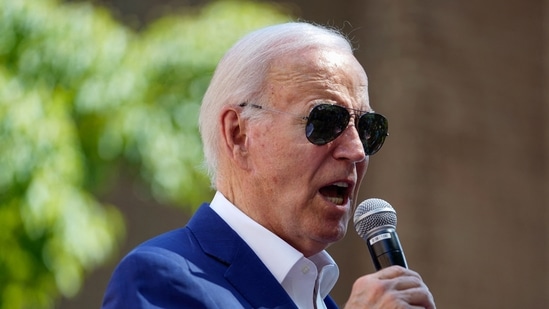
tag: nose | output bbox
[332,121,366,163]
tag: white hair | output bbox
[198,22,354,188]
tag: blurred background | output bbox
[0,0,546,308]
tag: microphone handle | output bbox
[366,227,408,271]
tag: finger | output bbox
[392,275,424,291]
[376,265,422,281]
[404,287,436,309]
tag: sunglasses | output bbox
[239,103,388,155]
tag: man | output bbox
[102,22,436,309]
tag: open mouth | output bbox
[319,182,350,206]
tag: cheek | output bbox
[248,125,292,178]
[248,118,321,187]
[251,120,302,161]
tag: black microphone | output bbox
[353,198,408,271]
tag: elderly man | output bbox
[102,22,436,309]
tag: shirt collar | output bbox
[210,191,339,299]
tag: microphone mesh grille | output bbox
[353,198,397,238]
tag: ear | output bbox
[220,107,249,169]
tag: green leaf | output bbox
[0,0,291,308]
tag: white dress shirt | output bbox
[210,191,339,309]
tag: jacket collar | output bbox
[187,204,298,309]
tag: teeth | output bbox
[333,182,349,188]
[319,181,351,205]
[327,196,345,205]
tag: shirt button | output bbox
[301,265,310,274]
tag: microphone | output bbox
[353,198,408,271]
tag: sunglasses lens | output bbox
[357,113,388,155]
[306,105,350,145]
[305,104,388,155]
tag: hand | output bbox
[343,266,435,309]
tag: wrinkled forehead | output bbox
[266,47,370,109]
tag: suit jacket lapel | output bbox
[187,204,297,309]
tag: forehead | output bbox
[266,47,369,110]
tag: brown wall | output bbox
[59,1,548,308]
[299,1,548,308]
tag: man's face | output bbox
[243,47,370,256]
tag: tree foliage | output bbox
[0,0,290,308]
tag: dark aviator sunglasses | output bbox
[239,103,388,156]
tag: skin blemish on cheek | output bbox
[270,175,280,185]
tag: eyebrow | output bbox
[309,100,373,114]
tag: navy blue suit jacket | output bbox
[102,203,339,308]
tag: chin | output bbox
[319,222,348,243]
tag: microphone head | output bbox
[354,198,397,238]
